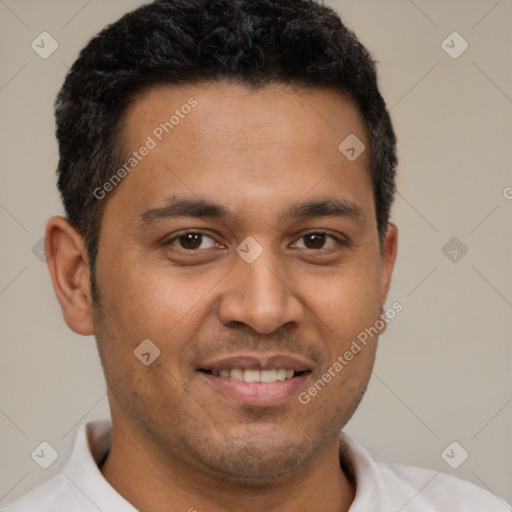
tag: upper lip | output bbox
[199,354,313,372]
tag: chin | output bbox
[184,431,320,484]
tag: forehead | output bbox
[108,81,374,225]
[123,80,367,154]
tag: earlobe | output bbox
[380,223,398,306]
[45,216,95,336]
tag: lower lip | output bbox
[199,372,309,406]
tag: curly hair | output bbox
[55,0,397,298]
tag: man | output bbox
[3,0,509,511]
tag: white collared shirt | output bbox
[3,420,509,511]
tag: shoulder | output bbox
[377,461,510,511]
[339,433,510,512]
[2,471,109,512]
[2,474,67,512]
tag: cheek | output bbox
[104,261,216,339]
[92,271,195,408]
[300,259,382,335]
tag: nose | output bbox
[217,248,304,334]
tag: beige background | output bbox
[1,0,511,507]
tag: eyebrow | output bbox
[138,195,365,227]
[283,198,365,223]
[139,196,233,226]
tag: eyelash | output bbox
[164,230,348,251]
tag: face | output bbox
[89,81,397,481]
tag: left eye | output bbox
[292,232,340,250]
[168,232,218,250]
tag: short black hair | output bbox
[55,0,397,298]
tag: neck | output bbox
[100,422,355,512]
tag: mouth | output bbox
[197,355,312,406]
[201,368,305,383]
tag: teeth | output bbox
[276,369,288,381]
[244,369,260,383]
[211,368,296,383]
[230,368,244,381]
[261,369,277,383]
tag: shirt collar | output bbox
[66,420,392,511]
[63,420,137,511]
[339,431,393,511]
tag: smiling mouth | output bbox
[200,368,308,383]
[198,355,313,405]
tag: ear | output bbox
[45,216,94,336]
[379,222,398,306]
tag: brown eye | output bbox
[304,233,327,249]
[179,233,202,249]
[292,232,342,250]
[168,232,217,250]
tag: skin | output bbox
[46,81,398,512]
